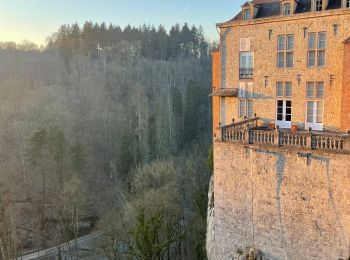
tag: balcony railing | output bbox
[221,124,350,152]
[239,68,254,79]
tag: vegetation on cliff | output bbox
[0,22,212,259]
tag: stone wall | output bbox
[341,40,350,131]
[217,9,350,131]
[213,141,350,260]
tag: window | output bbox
[239,100,254,118]
[308,32,326,67]
[315,0,323,11]
[347,0,350,8]
[239,82,253,118]
[243,9,251,20]
[277,35,294,68]
[306,82,324,126]
[283,3,291,15]
[306,82,324,98]
[239,52,253,78]
[276,82,292,97]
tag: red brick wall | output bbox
[341,42,350,131]
[212,51,221,137]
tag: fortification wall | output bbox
[213,141,350,260]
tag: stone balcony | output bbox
[218,118,350,154]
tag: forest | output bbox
[0,22,213,259]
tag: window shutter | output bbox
[239,82,246,98]
[247,82,254,99]
[240,38,251,52]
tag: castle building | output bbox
[209,0,350,259]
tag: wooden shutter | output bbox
[247,82,254,99]
[240,38,251,52]
[239,82,246,98]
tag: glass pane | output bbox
[277,52,285,67]
[307,82,314,98]
[239,100,246,118]
[316,82,324,98]
[308,33,316,49]
[316,101,323,123]
[285,82,292,97]
[316,0,323,11]
[247,100,253,118]
[248,54,253,68]
[286,114,292,121]
[240,53,247,68]
[318,32,326,49]
[286,52,293,67]
[283,4,291,15]
[240,52,253,69]
[278,36,285,51]
[308,51,315,67]
[317,50,325,67]
[244,9,251,20]
[276,82,283,97]
[286,100,292,108]
[287,35,294,50]
[307,101,314,123]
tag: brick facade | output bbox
[341,40,350,131]
[215,9,350,134]
[210,2,350,259]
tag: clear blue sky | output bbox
[0,0,245,45]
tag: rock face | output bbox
[206,175,215,260]
[212,141,350,260]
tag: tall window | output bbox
[306,82,324,125]
[307,82,324,99]
[283,3,291,15]
[315,0,323,11]
[239,52,253,78]
[239,38,253,78]
[347,0,350,8]
[308,32,326,67]
[243,9,251,20]
[277,35,294,68]
[239,82,254,118]
[276,82,292,98]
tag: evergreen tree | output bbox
[184,80,201,145]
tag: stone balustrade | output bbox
[221,125,350,153]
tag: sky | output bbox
[0,0,245,45]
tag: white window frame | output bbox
[315,0,323,11]
[238,82,254,118]
[305,82,324,131]
[239,99,254,118]
[308,32,326,67]
[283,3,291,15]
[277,34,294,68]
[276,81,292,98]
[243,9,251,20]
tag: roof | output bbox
[227,0,342,23]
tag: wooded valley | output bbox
[0,22,213,259]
